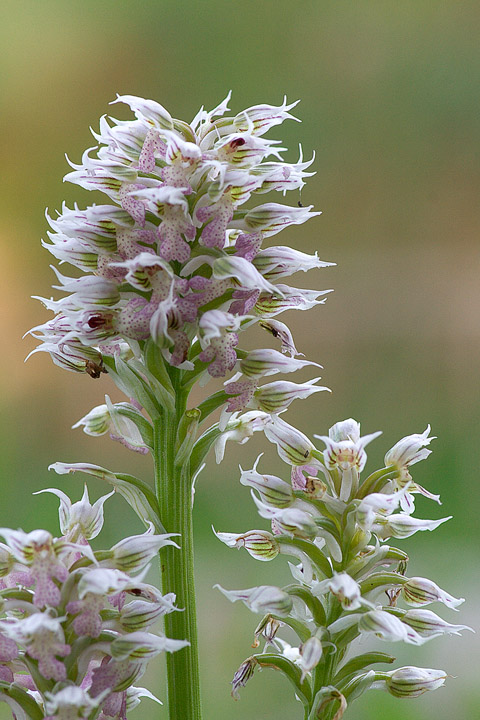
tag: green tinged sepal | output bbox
[277,536,333,578]
[111,356,173,418]
[254,653,312,706]
[190,424,223,478]
[107,400,154,450]
[339,670,377,702]
[143,339,176,399]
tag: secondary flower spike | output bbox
[217,417,469,715]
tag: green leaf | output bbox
[255,653,312,706]
[339,670,377,702]
[284,585,327,627]
[333,652,395,686]
[144,339,176,396]
[277,536,333,578]
[111,356,162,418]
[190,425,222,478]
[0,682,44,720]
[359,571,408,595]
[112,402,154,449]
[308,686,346,720]
[356,466,399,498]
[196,390,229,422]
[175,408,201,466]
[128,356,176,413]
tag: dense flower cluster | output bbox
[216,419,470,713]
[29,94,332,415]
[0,487,186,719]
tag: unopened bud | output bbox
[402,577,464,610]
[239,457,292,508]
[264,415,316,466]
[385,666,447,698]
[214,528,280,561]
[240,348,320,379]
[299,636,323,681]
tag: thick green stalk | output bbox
[154,383,202,720]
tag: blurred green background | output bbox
[0,0,479,717]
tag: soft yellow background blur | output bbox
[0,1,479,718]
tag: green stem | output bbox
[154,383,202,720]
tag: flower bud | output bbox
[111,528,179,574]
[111,631,189,660]
[119,599,174,631]
[214,528,280,561]
[239,202,320,237]
[402,577,464,610]
[212,255,277,294]
[385,666,447,698]
[239,457,293,508]
[240,348,320,379]
[253,246,334,279]
[252,378,329,414]
[264,415,317,466]
[299,636,323,681]
[251,495,317,540]
[72,404,111,436]
[0,544,15,577]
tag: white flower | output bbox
[373,513,451,540]
[214,411,270,463]
[402,609,473,639]
[315,418,381,472]
[311,572,365,611]
[44,687,99,719]
[385,426,435,469]
[215,584,293,616]
[34,485,113,542]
